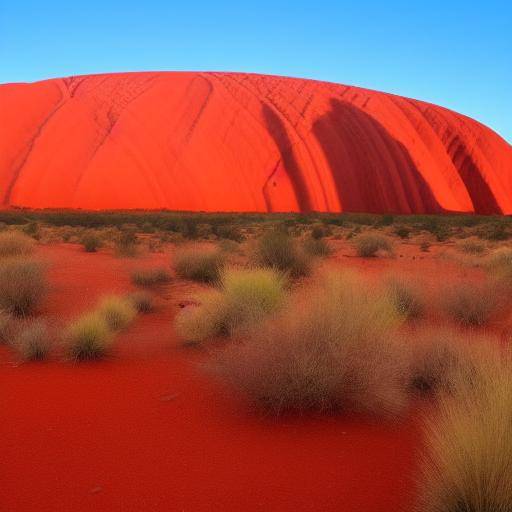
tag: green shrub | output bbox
[96,295,136,331]
[175,268,286,344]
[15,320,51,361]
[66,313,113,361]
[174,247,225,284]
[131,267,171,287]
[127,291,154,314]
[254,231,311,278]
[0,231,35,257]
[211,271,409,416]
[354,233,393,257]
[394,226,411,239]
[0,258,47,316]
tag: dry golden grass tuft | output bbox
[417,341,512,511]
[383,275,426,319]
[96,295,137,331]
[174,247,225,284]
[0,258,47,316]
[354,233,393,257]
[127,291,155,314]
[211,270,410,417]
[14,319,52,361]
[0,231,35,258]
[66,312,113,361]
[441,280,501,327]
[175,268,287,344]
[253,231,311,278]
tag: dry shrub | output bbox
[484,247,512,286]
[302,236,332,257]
[409,328,493,395]
[15,319,51,361]
[456,238,486,255]
[384,275,425,319]
[417,343,512,511]
[175,268,286,344]
[97,295,136,331]
[0,231,35,258]
[441,280,500,327]
[127,291,154,313]
[131,267,171,287]
[66,313,112,361]
[354,233,393,257]
[81,232,102,252]
[174,247,225,284]
[253,231,311,278]
[0,258,47,316]
[212,271,410,417]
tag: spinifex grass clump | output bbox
[253,230,311,278]
[354,233,393,257]
[15,320,52,361]
[416,344,512,512]
[127,291,154,314]
[0,231,35,257]
[384,275,425,319]
[0,258,47,316]
[66,313,113,361]
[131,267,171,287]
[81,232,102,253]
[96,295,136,331]
[302,236,332,257]
[441,280,500,327]
[175,268,286,344]
[174,247,225,284]
[212,271,410,417]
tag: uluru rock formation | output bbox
[1,71,511,213]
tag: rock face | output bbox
[1,72,511,213]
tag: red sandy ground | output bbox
[0,242,490,511]
[1,72,512,214]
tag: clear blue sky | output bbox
[1,0,510,142]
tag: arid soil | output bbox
[0,240,494,511]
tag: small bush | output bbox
[254,231,311,278]
[0,258,47,316]
[442,280,500,326]
[211,271,409,416]
[302,237,332,257]
[310,225,328,239]
[0,231,35,257]
[354,233,393,257]
[416,346,512,511]
[456,239,486,255]
[127,291,154,314]
[15,320,51,361]
[131,267,171,287]
[384,276,425,319]
[409,328,477,395]
[394,226,411,239]
[115,230,139,257]
[420,241,431,252]
[97,295,136,331]
[81,233,102,252]
[174,247,225,284]
[66,313,112,361]
[176,268,286,344]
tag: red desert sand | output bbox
[1,72,511,213]
[0,240,495,512]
